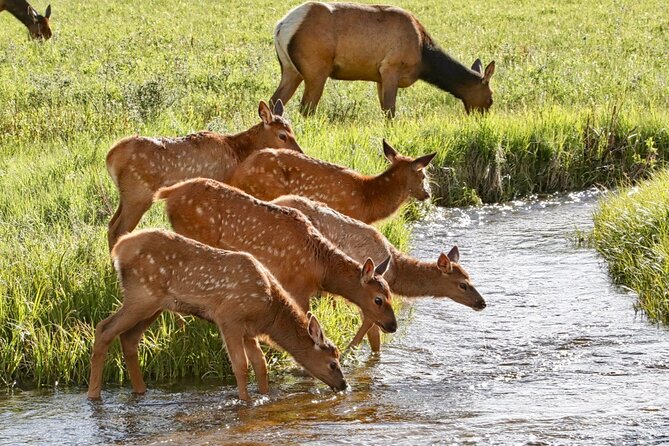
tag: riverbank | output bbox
[593,170,669,324]
[1,0,668,387]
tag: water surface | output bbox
[1,190,668,445]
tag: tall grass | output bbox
[593,170,669,324]
[1,0,668,386]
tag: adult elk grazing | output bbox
[155,178,398,341]
[229,140,436,224]
[274,195,486,352]
[88,229,347,401]
[105,100,301,250]
[271,2,495,117]
[0,0,52,40]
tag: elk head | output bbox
[28,5,52,40]
[435,246,486,310]
[300,313,348,391]
[357,256,397,333]
[383,139,436,201]
[462,59,495,114]
[256,100,302,153]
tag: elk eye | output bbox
[459,283,468,291]
[374,296,383,306]
[329,361,338,371]
[278,133,288,142]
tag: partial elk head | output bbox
[358,256,397,333]
[462,59,495,114]
[302,313,348,391]
[383,139,436,201]
[256,100,302,153]
[436,246,486,310]
[28,5,52,40]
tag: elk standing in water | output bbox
[0,0,52,40]
[105,100,301,250]
[229,140,436,224]
[274,195,486,351]
[88,229,347,401]
[155,178,398,341]
[271,2,495,117]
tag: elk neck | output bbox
[361,165,410,222]
[321,248,368,306]
[419,42,482,101]
[4,0,35,28]
[384,246,443,297]
[261,283,315,357]
[225,123,266,162]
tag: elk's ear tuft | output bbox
[437,252,453,273]
[307,314,325,346]
[412,152,436,171]
[471,58,483,75]
[272,99,284,117]
[382,139,398,163]
[446,246,460,263]
[45,4,52,18]
[483,61,495,83]
[361,258,375,283]
[375,256,391,276]
[258,100,273,125]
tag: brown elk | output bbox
[271,2,495,117]
[0,0,52,40]
[228,140,436,224]
[88,229,347,401]
[105,100,301,251]
[155,178,398,342]
[273,195,486,351]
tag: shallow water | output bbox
[2,190,668,445]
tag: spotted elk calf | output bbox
[271,2,495,116]
[105,100,301,250]
[228,140,436,224]
[0,0,52,40]
[155,178,398,342]
[274,195,486,351]
[88,229,346,401]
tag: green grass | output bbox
[593,170,669,324]
[1,0,668,387]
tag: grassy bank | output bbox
[1,0,668,387]
[593,170,669,324]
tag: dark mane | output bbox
[419,42,482,99]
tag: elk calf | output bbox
[228,140,436,224]
[88,229,346,401]
[274,195,486,351]
[155,178,398,342]
[105,100,301,250]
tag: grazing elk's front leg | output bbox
[300,71,329,116]
[379,65,400,118]
[271,68,303,109]
[244,336,269,394]
[119,310,162,395]
[221,329,251,401]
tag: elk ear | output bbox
[307,314,325,346]
[272,99,284,117]
[437,252,453,273]
[412,152,436,171]
[361,258,375,283]
[258,100,273,125]
[28,7,38,22]
[471,58,483,75]
[446,246,460,263]
[382,139,398,163]
[483,61,495,83]
[375,256,391,276]
[45,4,52,18]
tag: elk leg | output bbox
[346,316,375,351]
[107,195,153,251]
[366,325,382,353]
[88,304,153,399]
[109,202,123,233]
[244,336,269,395]
[379,67,400,118]
[271,68,303,108]
[119,310,162,395]
[221,330,250,401]
[300,73,328,116]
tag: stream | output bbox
[1,189,668,445]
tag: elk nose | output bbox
[384,320,398,333]
[475,300,487,311]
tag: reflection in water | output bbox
[2,190,669,445]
